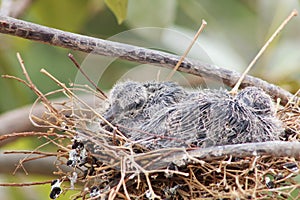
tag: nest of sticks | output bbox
[2,55,300,200]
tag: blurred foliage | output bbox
[0,0,299,114]
[105,0,128,24]
[0,0,300,199]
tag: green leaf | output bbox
[105,0,128,24]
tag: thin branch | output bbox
[131,141,300,170]
[12,137,55,175]
[231,9,298,94]
[0,15,296,105]
[39,68,129,143]
[0,131,67,142]
[166,19,207,80]
[1,74,31,88]
[0,180,52,187]
[0,152,68,175]
[68,53,107,99]
[0,105,46,146]
[15,53,61,117]
[4,150,58,156]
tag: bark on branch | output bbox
[0,15,295,105]
[135,141,300,170]
[1,142,300,175]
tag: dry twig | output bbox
[231,9,298,94]
[166,19,207,80]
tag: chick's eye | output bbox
[135,99,144,109]
[129,111,135,116]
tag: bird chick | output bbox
[236,86,276,116]
[203,87,283,147]
[106,80,148,120]
[132,87,283,149]
[103,80,188,133]
[142,81,188,119]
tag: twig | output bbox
[286,88,300,106]
[230,9,298,94]
[0,93,99,140]
[109,159,128,200]
[131,141,300,171]
[67,53,107,99]
[39,68,128,142]
[14,53,64,118]
[2,53,75,139]
[0,152,68,174]
[4,150,58,159]
[0,15,295,105]
[0,180,52,187]
[12,135,59,175]
[0,131,67,142]
[166,19,207,80]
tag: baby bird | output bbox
[203,87,283,147]
[105,81,147,122]
[103,80,188,133]
[236,86,275,116]
[132,87,283,150]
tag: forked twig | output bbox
[12,136,59,175]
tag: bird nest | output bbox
[45,93,300,200]
[2,58,300,200]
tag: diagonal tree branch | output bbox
[0,15,296,105]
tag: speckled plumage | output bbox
[131,87,283,149]
[103,80,188,133]
[103,81,283,150]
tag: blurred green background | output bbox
[0,0,299,199]
[1,0,300,114]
